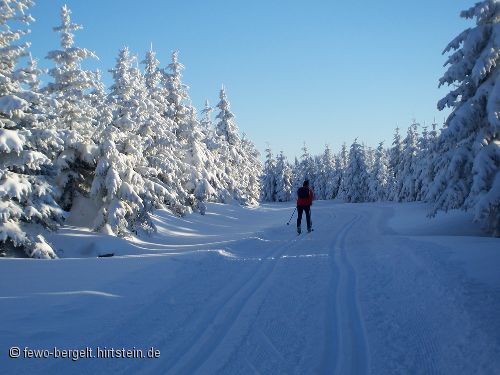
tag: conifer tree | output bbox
[388,127,403,200]
[45,5,100,210]
[261,146,277,202]
[414,124,432,201]
[200,99,219,151]
[397,122,420,202]
[429,1,499,234]
[319,145,336,200]
[274,151,293,202]
[368,142,390,201]
[0,0,64,258]
[200,100,213,131]
[214,87,261,205]
[293,143,314,191]
[419,121,441,201]
[338,139,369,202]
[216,86,240,146]
[162,51,189,141]
[312,154,326,200]
[181,106,222,212]
[240,133,262,204]
[91,47,169,235]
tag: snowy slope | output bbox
[1,201,499,374]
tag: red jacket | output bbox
[296,187,314,206]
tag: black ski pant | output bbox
[297,205,312,230]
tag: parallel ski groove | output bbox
[322,214,370,375]
[338,218,370,375]
[167,228,313,374]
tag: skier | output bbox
[296,179,314,234]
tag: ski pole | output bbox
[286,207,297,225]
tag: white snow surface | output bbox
[1,200,499,374]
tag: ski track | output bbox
[357,208,444,375]
[321,213,369,375]
[167,209,336,374]
[221,210,337,375]
[165,225,318,374]
[7,202,499,375]
[126,207,357,375]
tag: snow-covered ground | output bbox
[1,201,499,374]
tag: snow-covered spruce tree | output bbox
[261,146,277,202]
[142,48,162,97]
[88,69,112,141]
[414,124,430,199]
[335,143,349,200]
[132,50,184,215]
[319,146,336,200]
[311,145,335,200]
[138,48,188,214]
[418,121,441,201]
[199,99,232,193]
[312,154,326,200]
[45,5,99,210]
[214,86,261,205]
[328,155,342,200]
[338,139,369,202]
[215,86,240,146]
[429,1,499,234]
[274,151,293,202]
[388,127,404,200]
[162,51,190,141]
[140,48,175,143]
[0,0,64,258]
[293,143,315,191]
[181,106,224,213]
[414,123,435,201]
[200,99,217,149]
[321,145,337,200]
[364,144,376,175]
[240,133,262,204]
[331,143,348,199]
[16,54,65,163]
[368,141,390,201]
[91,47,169,236]
[396,122,420,202]
[161,52,226,211]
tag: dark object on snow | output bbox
[297,184,314,206]
[297,227,315,235]
[297,187,309,199]
[296,181,314,233]
[297,205,312,232]
[286,207,297,225]
[98,253,114,258]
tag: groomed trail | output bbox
[1,201,499,374]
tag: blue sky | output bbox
[26,0,473,160]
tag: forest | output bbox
[1,1,498,259]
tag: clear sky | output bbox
[25,0,473,160]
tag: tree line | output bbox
[0,2,262,258]
[262,0,499,236]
